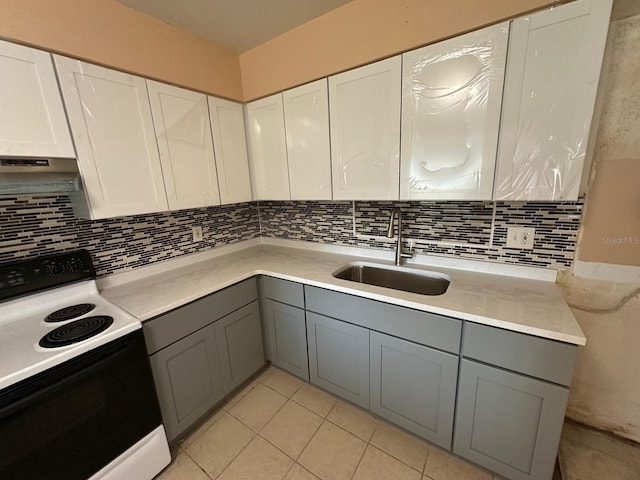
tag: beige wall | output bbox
[239,0,559,101]
[0,0,243,100]
[577,12,640,266]
[563,13,640,444]
[0,0,562,102]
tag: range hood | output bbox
[0,158,81,194]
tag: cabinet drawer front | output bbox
[262,276,304,308]
[454,359,568,480]
[305,286,461,354]
[307,312,370,408]
[370,332,458,449]
[463,322,577,386]
[143,278,258,354]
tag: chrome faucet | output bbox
[387,207,414,265]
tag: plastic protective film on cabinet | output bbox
[401,23,508,200]
[494,0,612,201]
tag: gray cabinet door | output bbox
[214,301,265,394]
[454,359,569,480]
[306,312,370,408]
[148,322,224,442]
[370,332,458,449]
[263,299,309,380]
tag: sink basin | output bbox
[332,262,450,296]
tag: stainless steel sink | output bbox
[332,262,450,296]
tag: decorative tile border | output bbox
[0,195,583,277]
[0,194,260,277]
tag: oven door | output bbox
[0,330,165,480]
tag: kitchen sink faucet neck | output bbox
[387,207,414,265]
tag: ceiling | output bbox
[118,0,352,53]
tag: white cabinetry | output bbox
[147,80,221,210]
[329,57,402,200]
[495,0,612,201]
[0,41,74,158]
[54,56,168,219]
[245,94,290,200]
[208,97,253,204]
[401,23,508,200]
[283,79,332,200]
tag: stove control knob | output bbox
[45,262,63,276]
[67,258,84,272]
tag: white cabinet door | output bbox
[401,23,509,200]
[283,79,332,200]
[0,41,74,158]
[208,97,253,204]
[329,56,401,200]
[147,80,220,210]
[54,56,168,219]
[245,94,290,200]
[495,0,612,201]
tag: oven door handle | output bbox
[0,335,137,419]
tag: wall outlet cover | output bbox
[506,227,535,250]
[192,226,203,242]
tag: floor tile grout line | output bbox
[182,448,216,480]
[347,433,369,480]
[182,367,443,480]
[288,389,337,418]
[265,369,432,476]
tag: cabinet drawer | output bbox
[143,278,258,354]
[463,322,577,386]
[305,286,461,354]
[261,276,304,308]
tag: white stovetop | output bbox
[99,241,586,346]
[0,280,141,390]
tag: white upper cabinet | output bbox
[329,57,402,200]
[54,56,168,219]
[245,94,290,200]
[495,0,613,201]
[147,80,220,210]
[401,23,509,200]
[0,41,74,158]
[208,97,253,204]
[283,79,332,200]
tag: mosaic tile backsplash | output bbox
[0,195,260,277]
[260,200,583,268]
[1,195,582,277]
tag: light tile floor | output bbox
[156,366,501,480]
[157,366,640,480]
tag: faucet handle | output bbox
[401,239,415,259]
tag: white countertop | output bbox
[100,242,586,346]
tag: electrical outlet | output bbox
[192,226,203,242]
[506,227,535,250]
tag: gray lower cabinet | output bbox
[214,301,265,393]
[147,322,224,442]
[370,331,458,449]
[263,298,309,380]
[454,359,569,480]
[143,278,265,443]
[306,311,370,409]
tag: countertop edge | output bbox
[103,247,586,346]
